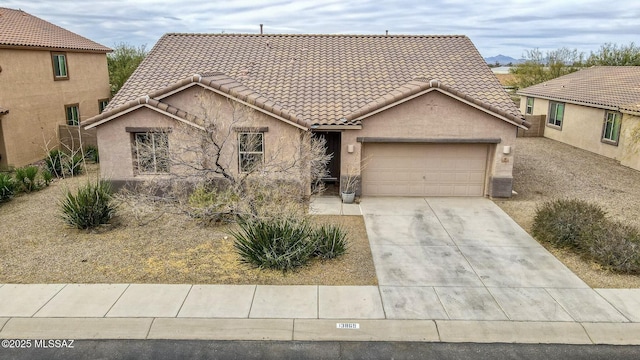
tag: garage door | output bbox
[362,143,489,196]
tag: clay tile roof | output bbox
[107,33,521,126]
[0,7,111,52]
[0,106,8,115]
[518,66,640,115]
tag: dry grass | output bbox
[0,167,377,285]
[494,137,640,288]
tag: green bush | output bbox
[84,145,99,163]
[41,169,53,186]
[60,180,115,229]
[45,149,64,178]
[0,173,16,202]
[586,221,640,274]
[45,149,84,177]
[313,224,348,259]
[531,199,606,249]
[14,166,41,193]
[67,154,84,176]
[231,218,316,272]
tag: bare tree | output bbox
[132,90,331,223]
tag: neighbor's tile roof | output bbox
[104,33,521,127]
[0,7,111,52]
[518,66,640,115]
[0,106,8,115]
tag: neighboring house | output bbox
[518,67,640,171]
[84,34,528,198]
[0,7,111,169]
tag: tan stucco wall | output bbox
[342,91,518,195]
[96,87,306,183]
[0,48,109,168]
[619,114,640,171]
[525,97,640,171]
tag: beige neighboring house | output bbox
[84,34,528,198]
[518,66,640,171]
[0,7,111,169]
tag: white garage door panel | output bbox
[362,143,489,197]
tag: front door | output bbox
[314,131,341,181]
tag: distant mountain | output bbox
[484,55,525,65]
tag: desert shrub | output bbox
[313,224,348,259]
[67,154,84,176]
[41,169,53,186]
[188,185,240,224]
[531,199,606,249]
[0,173,16,202]
[45,149,84,177]
[45,149,65,177]
[585,221,640,274]
[231,217,316,272]
[14,166,41,193]
[60,180,115,229]
[84,145,99,163]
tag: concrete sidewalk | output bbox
[1,196,640,344]
[1,283,640,344]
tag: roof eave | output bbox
[0,44,112,53]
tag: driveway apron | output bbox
[361,197,627,322]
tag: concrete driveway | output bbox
[361,197,629,322]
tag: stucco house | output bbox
[0,7,111,169]
[518,66,640,171]
[84,33,528,198]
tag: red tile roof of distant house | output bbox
[0,7,111,52]
[518,66,640,115]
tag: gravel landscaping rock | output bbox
[494,137,640,288]
[0,169,377,285]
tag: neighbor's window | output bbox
[51,52,68,80]
[98,99,109,113]
[548,101,564,128]
[65,104,80,126]
[602,111,622,144]
[238,132,264,172]
[134,132,170,174]
[525,97,534,115]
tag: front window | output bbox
[134,132,169,174]
[525,97,534,115]
[51,52,68,80]
[548,101,564,128]
[65,104,79,126]
[238,132,264,172]
[98,99,109,113]
[602,111,622,144]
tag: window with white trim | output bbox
[65,104,80,126]
[51,52,68,80]
[548,101,564,128]
[98,99,109,113]
[525,97,534,115]
[134,132,170,174]
[602,111,622,144]
[238,132,264,172]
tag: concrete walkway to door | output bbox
[361,197,633,323]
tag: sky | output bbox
[4,0,639,58]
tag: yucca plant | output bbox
[0,173,16,202]
[60,180,115,229]
[231,217,316,272]
[313,224,348,259]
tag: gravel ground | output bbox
[0,169,377,285]
[494,137,640,288]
